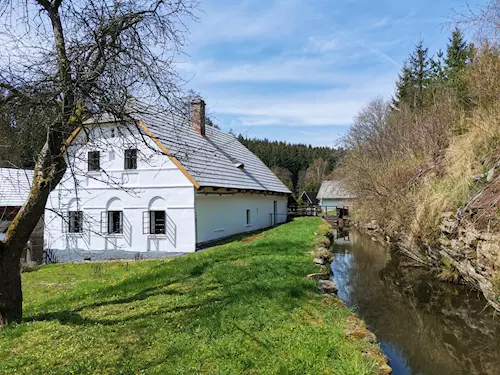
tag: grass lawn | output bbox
[0,217,380,375]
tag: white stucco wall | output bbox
[195,194,288,244]
[44,124,196,256]
[44,123,290,260]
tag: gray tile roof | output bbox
[316,180,355,199]
[130,102,291,194]
[0,168,33,206]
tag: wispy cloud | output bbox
[181,0,454,145]
[305,36,340,53]
[373,17,389,28]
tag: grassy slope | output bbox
[0,218,378,375]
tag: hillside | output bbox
[238,135,344,194]
[340,25,500,308]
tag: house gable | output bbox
[68,101,291,195]
[132,102,291,194]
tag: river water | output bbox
[330,230,500,375]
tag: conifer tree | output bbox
[392,64,413,108]
[445,27,469,76]
[444,27,472,108]
[393,40,432,109]
[430,50,446,81]
[409,40,432,109]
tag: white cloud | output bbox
[373,17,389,28]
[188,0,304,44]
[209,77,395,127]
[306,36,340,53]
[180,0,405,132]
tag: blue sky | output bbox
[179,0,474,146]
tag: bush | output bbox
[341,44,500,244]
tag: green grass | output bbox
[0,218,379,375]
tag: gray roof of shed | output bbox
[0,168,33,206]
[129,102,291,194]
[316,180,355,199]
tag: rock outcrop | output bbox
[360,185,500,312]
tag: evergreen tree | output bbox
[409,40,432,109]
[393,64,413,108]
[393,40,432,109]
[444,28,472,108]
[239,136,343,193]
[430,50,445,81]
[445,27,469,76]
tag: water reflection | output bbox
[330,230,500,375]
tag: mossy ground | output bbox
[0,218,381,375]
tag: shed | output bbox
[316,180,355,209]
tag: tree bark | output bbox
[0,143,67,325]
[0,0,76,327]
[0,242,22,325]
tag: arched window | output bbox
[66,198,83,233]
[103,198,123,234]
[144,197,166,234]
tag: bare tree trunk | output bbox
[0,2,74,326]
[0,142,67,325]
[0,242,22,325]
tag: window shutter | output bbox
[61,212,69,233]
[100,211,108,234]
[118,212,123,234]
[143,211,150,234]
[76,211,84,233]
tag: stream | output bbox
[330,229,500,375]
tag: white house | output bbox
[44,99,291,261]
[316,180,355,211]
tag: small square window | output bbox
[246,209,251,225]
[124,149,137,170]
[68,211,83,233]
[88,151,100,171]
[149,211,166,234]
[108,211,123,234]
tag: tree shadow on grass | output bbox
[25,295,231,327]
[24,235,319,333]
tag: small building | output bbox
[44,99,291,262]
[298,191,318,206]
[0,168,44,264]
[317,180,355,210]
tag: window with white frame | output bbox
[246,209,251,225]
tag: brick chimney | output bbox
[191,98,206,136]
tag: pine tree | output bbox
[409,40,431,109]
[430,50,445,81]
[393,40,432,110]
[445,27,469,76]
[444,28,471,109]
[392,63,414,108]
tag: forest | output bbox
[238,135,344,195]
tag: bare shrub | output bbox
[343,44,500,240]
[341,93,457,234]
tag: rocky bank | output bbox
[362,177,500,311]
